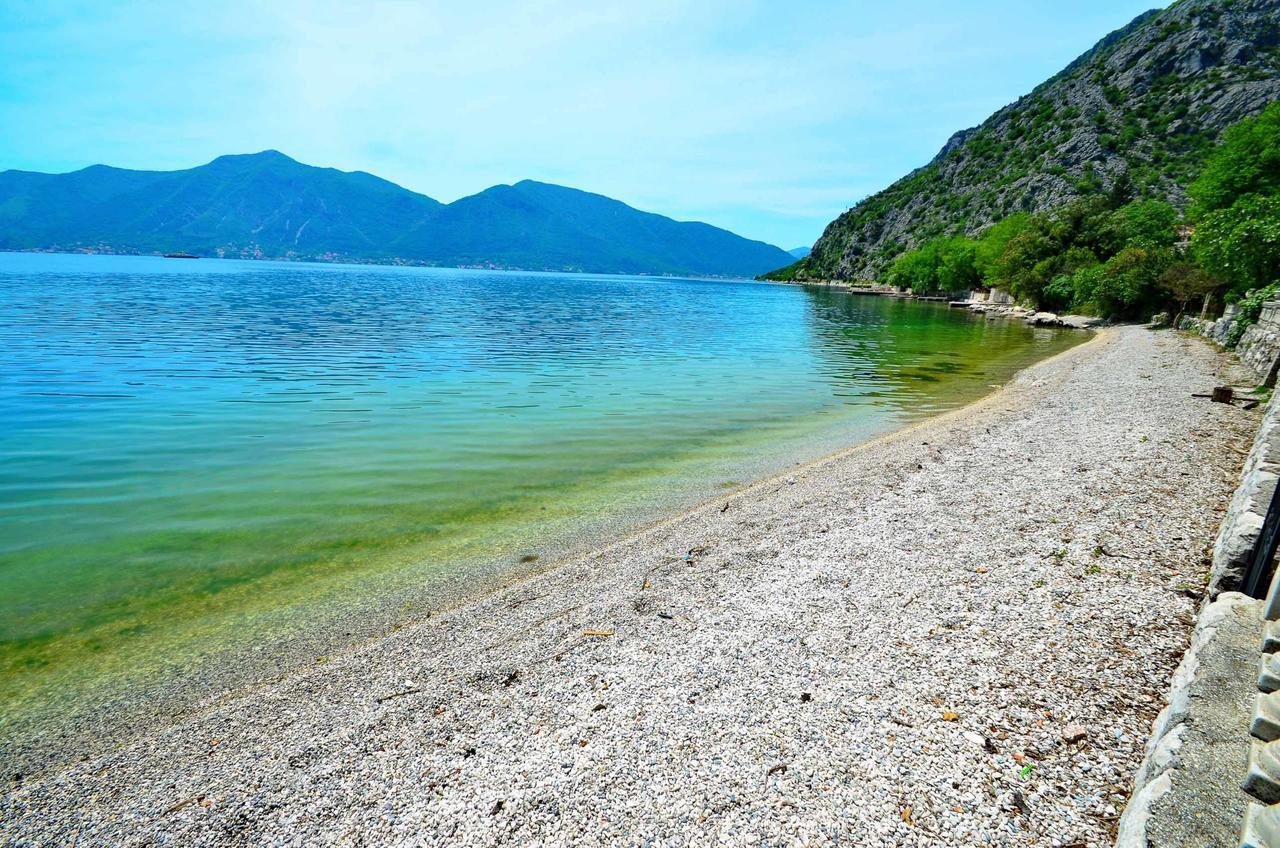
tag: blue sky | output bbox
[0,1,1160,248]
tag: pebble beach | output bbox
[0,326,1258,847]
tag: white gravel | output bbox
[0,326,1258,847]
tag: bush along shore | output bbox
[771,101,1280,337]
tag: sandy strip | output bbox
[0,326,1259,847]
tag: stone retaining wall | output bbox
[1120,382,1280,847]
[1181,301,1280,387]
[1240,303,1280,388]
[1115,592,1260,848]
[1209,390,1280,598]
[1182,303,1240,347]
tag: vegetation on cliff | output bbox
[768,0,1280,286]
[865,101,1280,321]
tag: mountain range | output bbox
[0,151,794,277]
[770,0,1280,281]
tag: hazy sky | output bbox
[0,1,1159,248]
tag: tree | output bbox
[887,241,942,291]
[1112,200,1178,248]
[1072,246,1173,318]
[936,237,981,291]
[974,213,1031,280]
[1192,194,1280,297]
[886,236,981,293]
[1158,262,1222,322]
[1188,101,1280,216]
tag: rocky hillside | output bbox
[774,0,1280,282]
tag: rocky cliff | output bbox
[775,0,1280,282]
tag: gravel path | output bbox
[0,326,1258,847]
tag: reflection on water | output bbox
[0,253,1080,745]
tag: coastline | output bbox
[0,290,1082,784]
[3,325,1257,845]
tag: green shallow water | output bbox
[0,253,1081,752]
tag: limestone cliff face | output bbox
[780,0,1280,282]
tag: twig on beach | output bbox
[163,795,203,815]
[582,629,614,637]
[720,501,730,513]
[375,688,422,704]
[1096,544,1136,560]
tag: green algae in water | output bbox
[0,254,1082,751]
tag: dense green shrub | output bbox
[1192,195,1280,297]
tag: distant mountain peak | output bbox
[0,152,792,277]
[207,149,300,168]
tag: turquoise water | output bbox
[0,253,1080,728]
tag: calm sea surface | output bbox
[0,253,1081,745]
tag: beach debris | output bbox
[1062,723,1088,743]
[800,692,813,703]
[518,553,539,564]
[765,763,788,782]
[684,545,709,564]
[1011,790,1030,816]
[463,747,477,758]
[942,711,960,722]
[1191,386,1236,403]
[592,703,606,712]
[374,687,422,704]
[657,611,674,620]
[582,629,614,637]
[720,501,730,513]
[164,795,203,815]
[490,799,505,815]
[962,731,986,748]
[502,669,521,687]
[900,805,914,824]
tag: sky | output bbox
[0,1,1161,249]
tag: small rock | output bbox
[1062,724,1088,743]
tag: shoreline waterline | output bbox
[0,255,1086,778]
[0,328,1092,781]
[3,325,1246,847]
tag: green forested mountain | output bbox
[0,152,793,277]
[770,0,1280,282]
